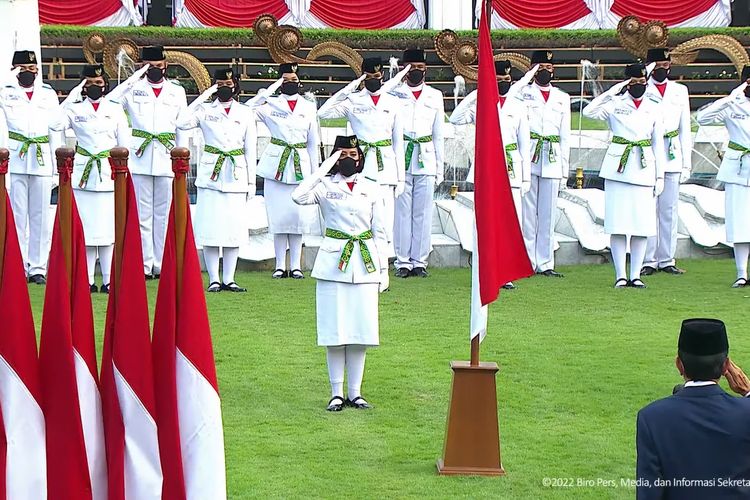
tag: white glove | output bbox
[645,62,657,77]
[730,82,748,97]
[654,177,665,197]
[435,174,444,187]
[188,84,218,111]
[244,77,283,108]
[344,74,367,94]
[606,79,630,96]
[382,64,411,94]
[379,270,390,293]
[395,181,405,198]
[61,79,87,108]
[520,180,531,197]
[679,168,691,183]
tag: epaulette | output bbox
[167,79,183,87]
[364,176,377,183]
[647,96,660,104]
[41,83,53,90]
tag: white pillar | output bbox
[428,0,474,29]
[0,0,41,69]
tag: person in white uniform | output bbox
[696,66,750,288]
[117,45,188,279]
[450,59,532,289]
[0,50,63,285]
[583,63,666,288]
[177,68,256,292]
[317,57,406,251]
[519,50,571,278]
[292,136,389,411]
[254,63,319,280]
[50,64,129,293]
[642,48,692,276]
[390,48,445,278]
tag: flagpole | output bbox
[110,147,129,291]
[171,147,190,296]
[0,149,9,284]
[56,148,75,288]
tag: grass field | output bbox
[25,258,750,499]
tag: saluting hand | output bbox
[730,81,748,97]
[725,359,750,396]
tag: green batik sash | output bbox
[269,137,305,181]
[728,141,750,174]
[403,134,433,169]
[664,129,679,161]
[8,131,49,166]
[530,132,560,164]
[504,142,518,177]
[131,129,176,157]
[360,139,393,172]
[203,145,245,181]
[611,136,652,173]
[75,145,110,188]
[324,228,376,274]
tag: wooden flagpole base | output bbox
[437,361,505,476]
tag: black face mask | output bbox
[406,69,425,86]
[364,78,382,93]
[651,67,669,83]
[216,85,234,102]
[535,69,553,86]
[146,66,165,83]
[281,81,300,96]
[84,84,105,101]
[744,87,750,99]
[628,83,647,99]
[17,70,35,88]
[497,81,512,96]
[337,157,359,178]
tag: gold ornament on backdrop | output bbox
[433,30,529,82]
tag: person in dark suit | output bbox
[636,318,750,499]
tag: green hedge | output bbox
[41,25,750,50]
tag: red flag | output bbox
[101,174,162,500]
[153,198,226,499]
[39,195,106,499]
[0,194,46,496]
[474,4,533,307]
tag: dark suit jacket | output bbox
[636,384,750,499]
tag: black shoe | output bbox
[640,266,656,276]
[272,269,288,279]
[290,269,304,279]
[28,274,46,285]
[539,269,564,278]
[410,267,429,278]
[346,396,372,409]
[152,273,160,280]
[394,267,410,278]
[614,278,628,289]
[145,273,154,280]
[100,284,110,294]
[221,282,247,292]
[502,282,516,290]
[326,396,345,412]
[658,265,685,275]
[629,279,647,289]
[731,278,747,288]
[207,281,221,293]
[90,283,99,293]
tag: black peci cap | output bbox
[279,62,298,75]
[362,57,383,75]
[213,68,234,81]
[530,50,553,65]
[646,48,671,63]
[82,64,105,78]
[12,50,36,66]
[141,45,166,62]
[333,135,359,150]
[625,63,647,79]
[678,319,729,356]
[495,60,512,77]
[402,49,425,64]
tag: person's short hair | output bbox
[678,350,727,381]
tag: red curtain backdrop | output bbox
[611,0,720,25]
[309,0,416,29]
[39,0,122,24]
[491,0,592,28]
[183,0,289,27]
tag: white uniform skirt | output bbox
[604,180,656,237]
[74,189,114,246]
[725,183,750,243]
[264,179,316,234]
[195,188,246,247]
[316,280,379,347]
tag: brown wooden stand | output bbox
[110,147,129,292]
[56,148,76,286]
[170,147,190,294]
[0,149,9,283]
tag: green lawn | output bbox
[321,112,607,130]
[25,258,749,498]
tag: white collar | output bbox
[534,83,552,92]
[683,381,717,387]
[282,93,298,101]
[149,80,164,89]
[407,83,424,92]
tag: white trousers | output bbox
[522,174,558,272]
[644,172,680,268]
[132,174,172,275]
[394,174,434,269]
[10,174,53,276]
[380,184,395,244]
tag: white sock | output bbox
[288,234,303,271]
[273,234,288,270]
[629,236,648,281]
[345,345,367,401]
[203,246,221,284]
[735,243,750,279]
[98,245,114,285]
[326,346,346,399]
[86,246,97,285]
[610,234,627,281]
[222,247,239,284]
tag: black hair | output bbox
[678,350,727,381]
[328,147,365,176]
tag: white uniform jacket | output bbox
[583,93,665,187]
[0,82,63,176]
[388,83,445,177]
[318,89,405,186]
[450,89,532,188]
[117,78,188,177]
[293,174,388,284]
[254,95,319,184]
[645,80,692,173]
[697,94,750,187]
[177,100,256,193]
[519,84,571,179]
[50,98,130,192]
